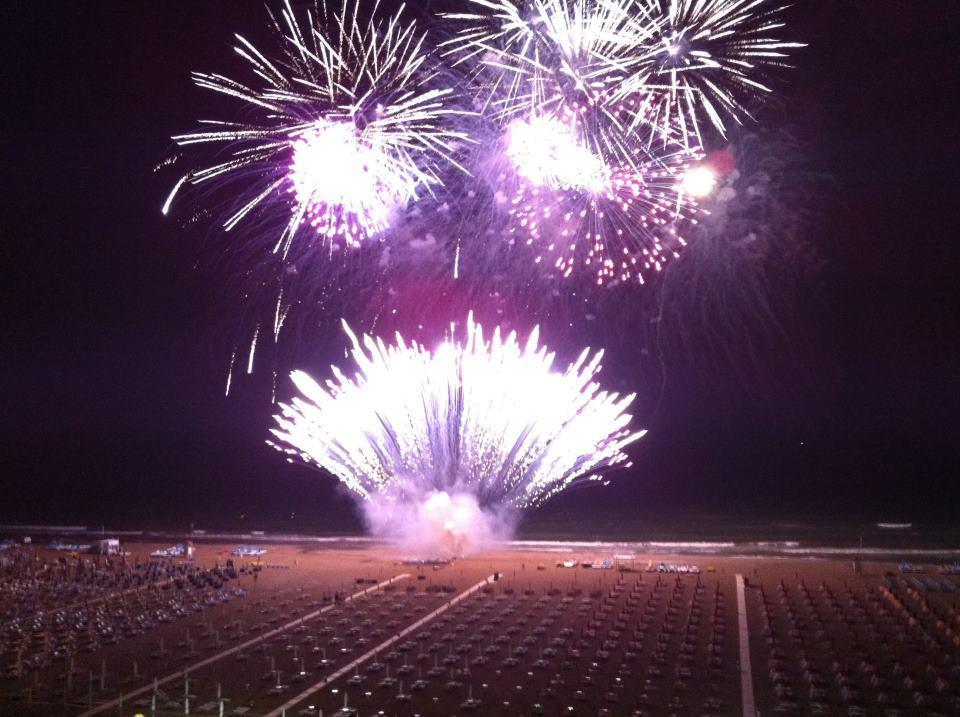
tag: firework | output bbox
[441,1,717,284]
[270,314,644,550]
[501,108,704,285]
[445,0,800,145]
[618,0,805,146]
[441,0,798,284]
[505,114,611,191]
[442,0,656,161]
[164,0,469,255]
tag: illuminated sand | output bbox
[1,542,959,716]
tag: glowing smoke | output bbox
[362,490,508,557]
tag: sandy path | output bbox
[735,574,755,717]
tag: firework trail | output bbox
[441,0,655,161]
[164,0,469,256]
[270,313,645,553]
[617,0,805,147]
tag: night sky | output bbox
[2,2,958,534]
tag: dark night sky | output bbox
[1,2,958,533]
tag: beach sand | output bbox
[2,541,958,716]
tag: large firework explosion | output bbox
[441,0,652,145]
[164,0,469,256]
[165,0,800,316]
[442,0,800,139]
[269,314,645,552]
[498,109,705,285]
[439,0,800,283]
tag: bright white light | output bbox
[505,115,610,193]
[289,120,413,246]
[681,165,717,198]
[416,491,492,555]
[270,313,645,520]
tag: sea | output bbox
[4,515,960,560]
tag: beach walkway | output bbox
[264,573,496,717]
[736,573,756,717]
[78,573,411,716]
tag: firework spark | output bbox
[442,0,656,163]
[269,314,644,550]
[442,1,728,284]
[619,0,805,146]
[500,109,704,285]
[164,0,469,255]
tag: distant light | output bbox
[682,166,717,198]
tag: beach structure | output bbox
[97,538,121,556]
[150,544,185,558]
[232,545,267,557]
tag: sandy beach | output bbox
[2,540,958,716]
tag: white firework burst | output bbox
[502,110,706,285]
[164,0,470,255]
[441,1,707,284]
[619,0,805,146]
[440,0,798,283]
[442,0,659,164]
[269,313,644,512]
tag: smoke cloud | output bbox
[361,489,516,557]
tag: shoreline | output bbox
[5,525,960,561]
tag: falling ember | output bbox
[225,350,237,397]
[246,325,259,375]
[269,314,645,553]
